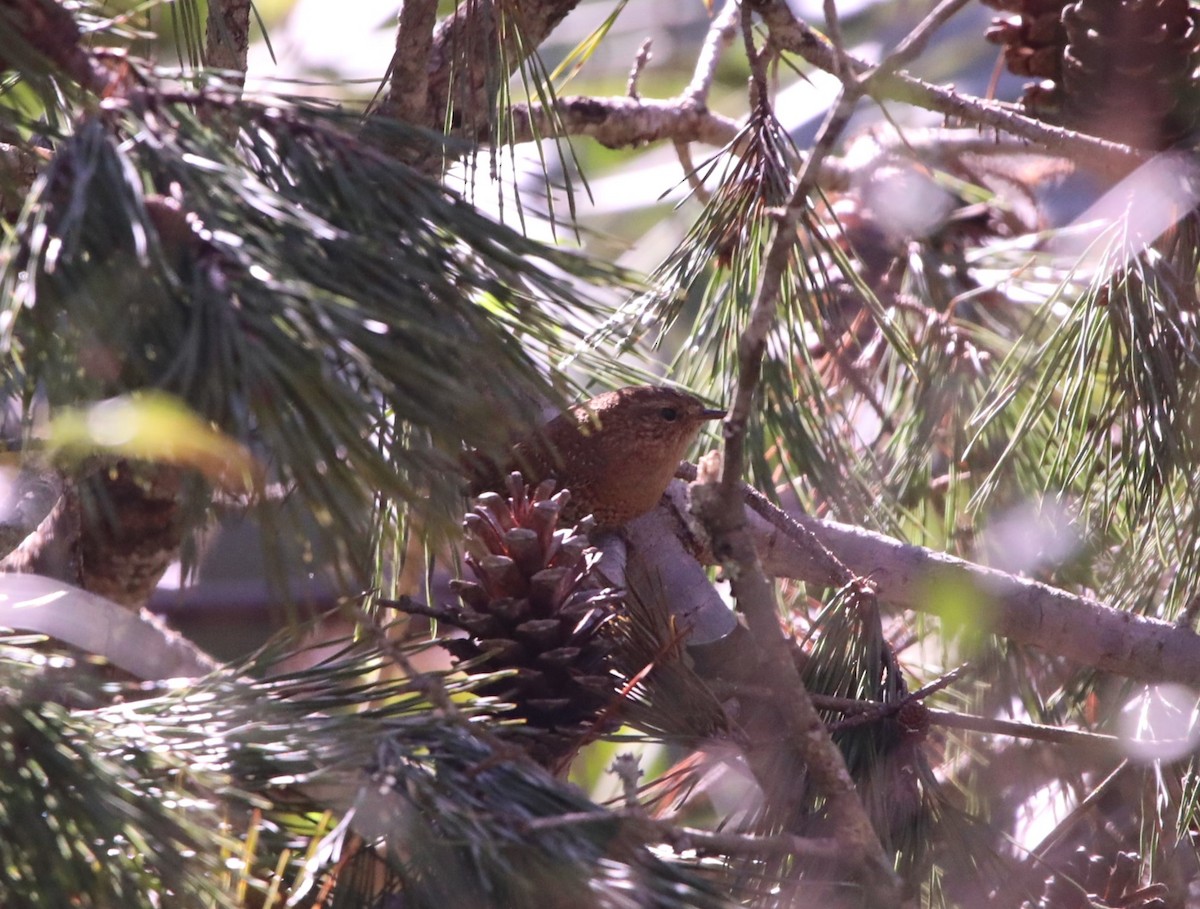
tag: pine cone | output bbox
[984,0,1071,118]
[443,473,625,765]
[984,0,1200,148]
[984,0,1069,79]
[1060,0,1200,148]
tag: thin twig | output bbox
[656,821,846,862]
[925,708,1125,749]
[715,674,1124,751]
[676,460,853,583]
[671,0,743,202]
[353,603,480,730]
[522,809,848,861]
[686,0,743,105]
[821,0,846,79]
[673,139,713,204]
[741,1,771,115]
[721,0,989,501]
[688,10,900,899]
[907,661,973,701]
[377,595,459,625]
[794,0,972,205]
[873,0,975,81]
[626,38,653,100]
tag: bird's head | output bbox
[571,385,726,462]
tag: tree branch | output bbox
[685,9,911,898]
[747,0,1143,176]
[749,505,1200,687]
[664,465,1200,686]
[506,95,740,148]
[376,0,749,166]
[382,0,439,126]
[0,573,219,679]
[205,0,252,83]
[416,0,583,136]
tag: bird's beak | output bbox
[701,408,726,420]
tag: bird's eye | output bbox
[660,407,679,421]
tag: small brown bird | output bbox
[469,385,725,528]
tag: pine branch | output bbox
[1,67,636,586]
[84,624,741,909]
[0,639,235,907]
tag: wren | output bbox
[469,385,725,528]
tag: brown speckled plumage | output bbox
[473,385,725,528]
